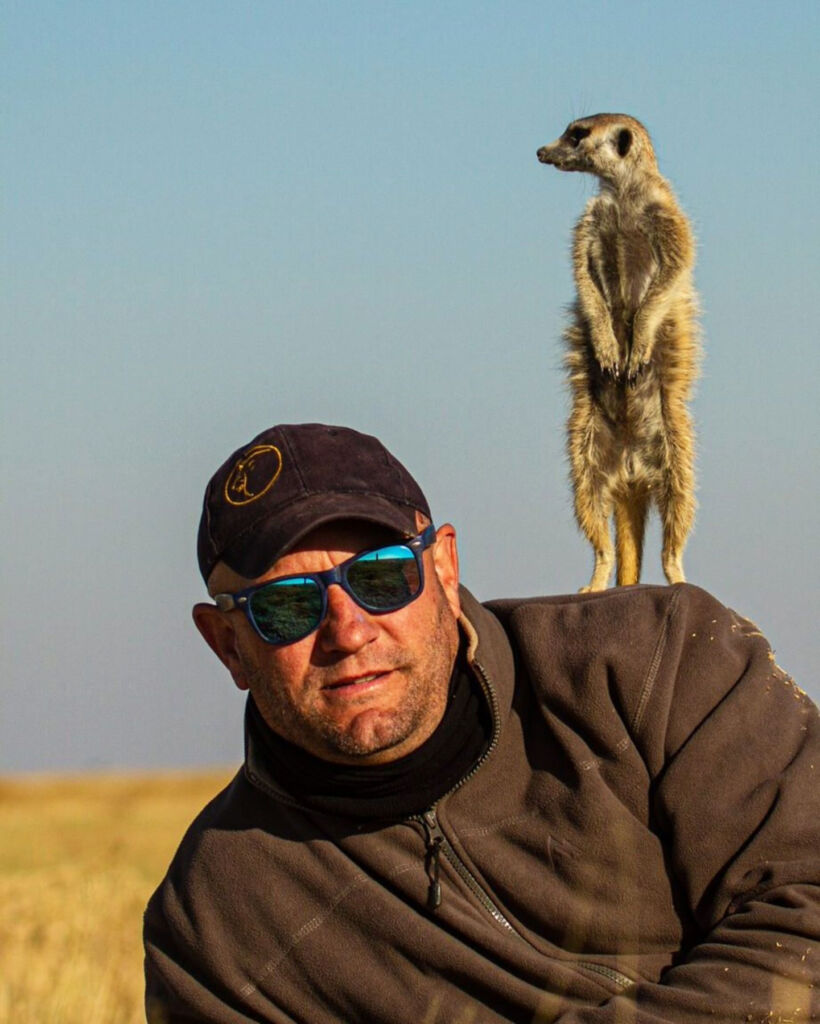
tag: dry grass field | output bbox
[0,769,234,1024]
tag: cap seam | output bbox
[277,431,307,493]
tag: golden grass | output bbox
[0,770,235,1024]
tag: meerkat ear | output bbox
[617,129,633,157]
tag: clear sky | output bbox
[3,0,818,773]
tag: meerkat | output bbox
[537,113,700,591]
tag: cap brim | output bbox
[219,492,421,580]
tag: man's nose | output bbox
[317,583,379,653]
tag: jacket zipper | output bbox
[421,807,516,930]
[415,656,511,922]
[580,963,636,991]
[419,807,634,993]
[415,655,517,930]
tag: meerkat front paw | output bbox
[625,355,649,385]
[625,341,652,382]
[591,328,622,378]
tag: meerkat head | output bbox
[537,113,657,186]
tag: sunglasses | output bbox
[213,524,437,646]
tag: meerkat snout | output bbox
[537,123,594,167]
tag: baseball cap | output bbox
[197,423,431,582]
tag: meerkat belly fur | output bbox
[538,113,700,591]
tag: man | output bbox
[144,422,819,1023]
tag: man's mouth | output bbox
[322,671,390,693]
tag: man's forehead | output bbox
[207,518,409,593]
[286,519,404,557]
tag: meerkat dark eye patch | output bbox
[567,126,591,147]
[617,129,633,157]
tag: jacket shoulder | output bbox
[144,768,259,926]
[482,584,761,736]
[482,583,814,762]
[484,582,732,658]
[484,582,710,654]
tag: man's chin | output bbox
[318,706,428,765]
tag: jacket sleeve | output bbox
[564,584,820,1022]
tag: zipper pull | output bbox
[427,836,442,910]
[422,810,445,910]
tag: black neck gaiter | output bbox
[246,654,492,819]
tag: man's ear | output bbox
[432,523,461,620]
[192,604,250,691]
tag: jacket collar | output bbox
[456,585,516,737]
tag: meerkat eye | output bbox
[567,126,591,148]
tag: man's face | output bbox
[194,520,461,765]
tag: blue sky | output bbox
[3,0,818,772]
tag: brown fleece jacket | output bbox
[144,584,820,1022]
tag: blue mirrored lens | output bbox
[249,577,323,645]
[346,544,420,609]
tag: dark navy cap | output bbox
[197,423,431,582]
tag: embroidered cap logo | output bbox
[224,445,283,506]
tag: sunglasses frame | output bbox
[213,524,437,646]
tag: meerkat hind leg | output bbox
[658,481,695,585]
[661,532,686,585]
[614,488,649,586]
[576,495,616,593]
[658,401,697,586]
[581,540,615,592]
